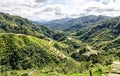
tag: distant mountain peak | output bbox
[43,15,111,31]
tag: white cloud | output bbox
[0,0,120,21]
[35,0,50,2]
[101,0,112,5]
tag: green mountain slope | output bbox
[43,15,111,32]
[0,12,68,41]
[0,33,79,69]
[0,34,59,69]
[0,13,82,75]
[0,12,59,39]
[76,16,120,51]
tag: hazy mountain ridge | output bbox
[43,15,111,32]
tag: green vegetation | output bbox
[0,34,61,69]
[74,16,120,62]
[44,15,111,32]
[0,12,120,76]
[0,12,67,41]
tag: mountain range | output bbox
[43,15,111,32]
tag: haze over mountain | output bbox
[43,15,111,31]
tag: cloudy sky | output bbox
[0,0,120,21]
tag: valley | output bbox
[0,12,120,76]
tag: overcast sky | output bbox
[0,0,120,21]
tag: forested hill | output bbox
[43,15,111,32]
[0,12,66,40]
[0,12,82,75]
[0,33,77,70]
[76,16,120,51]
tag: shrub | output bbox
[21,73,29,76]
